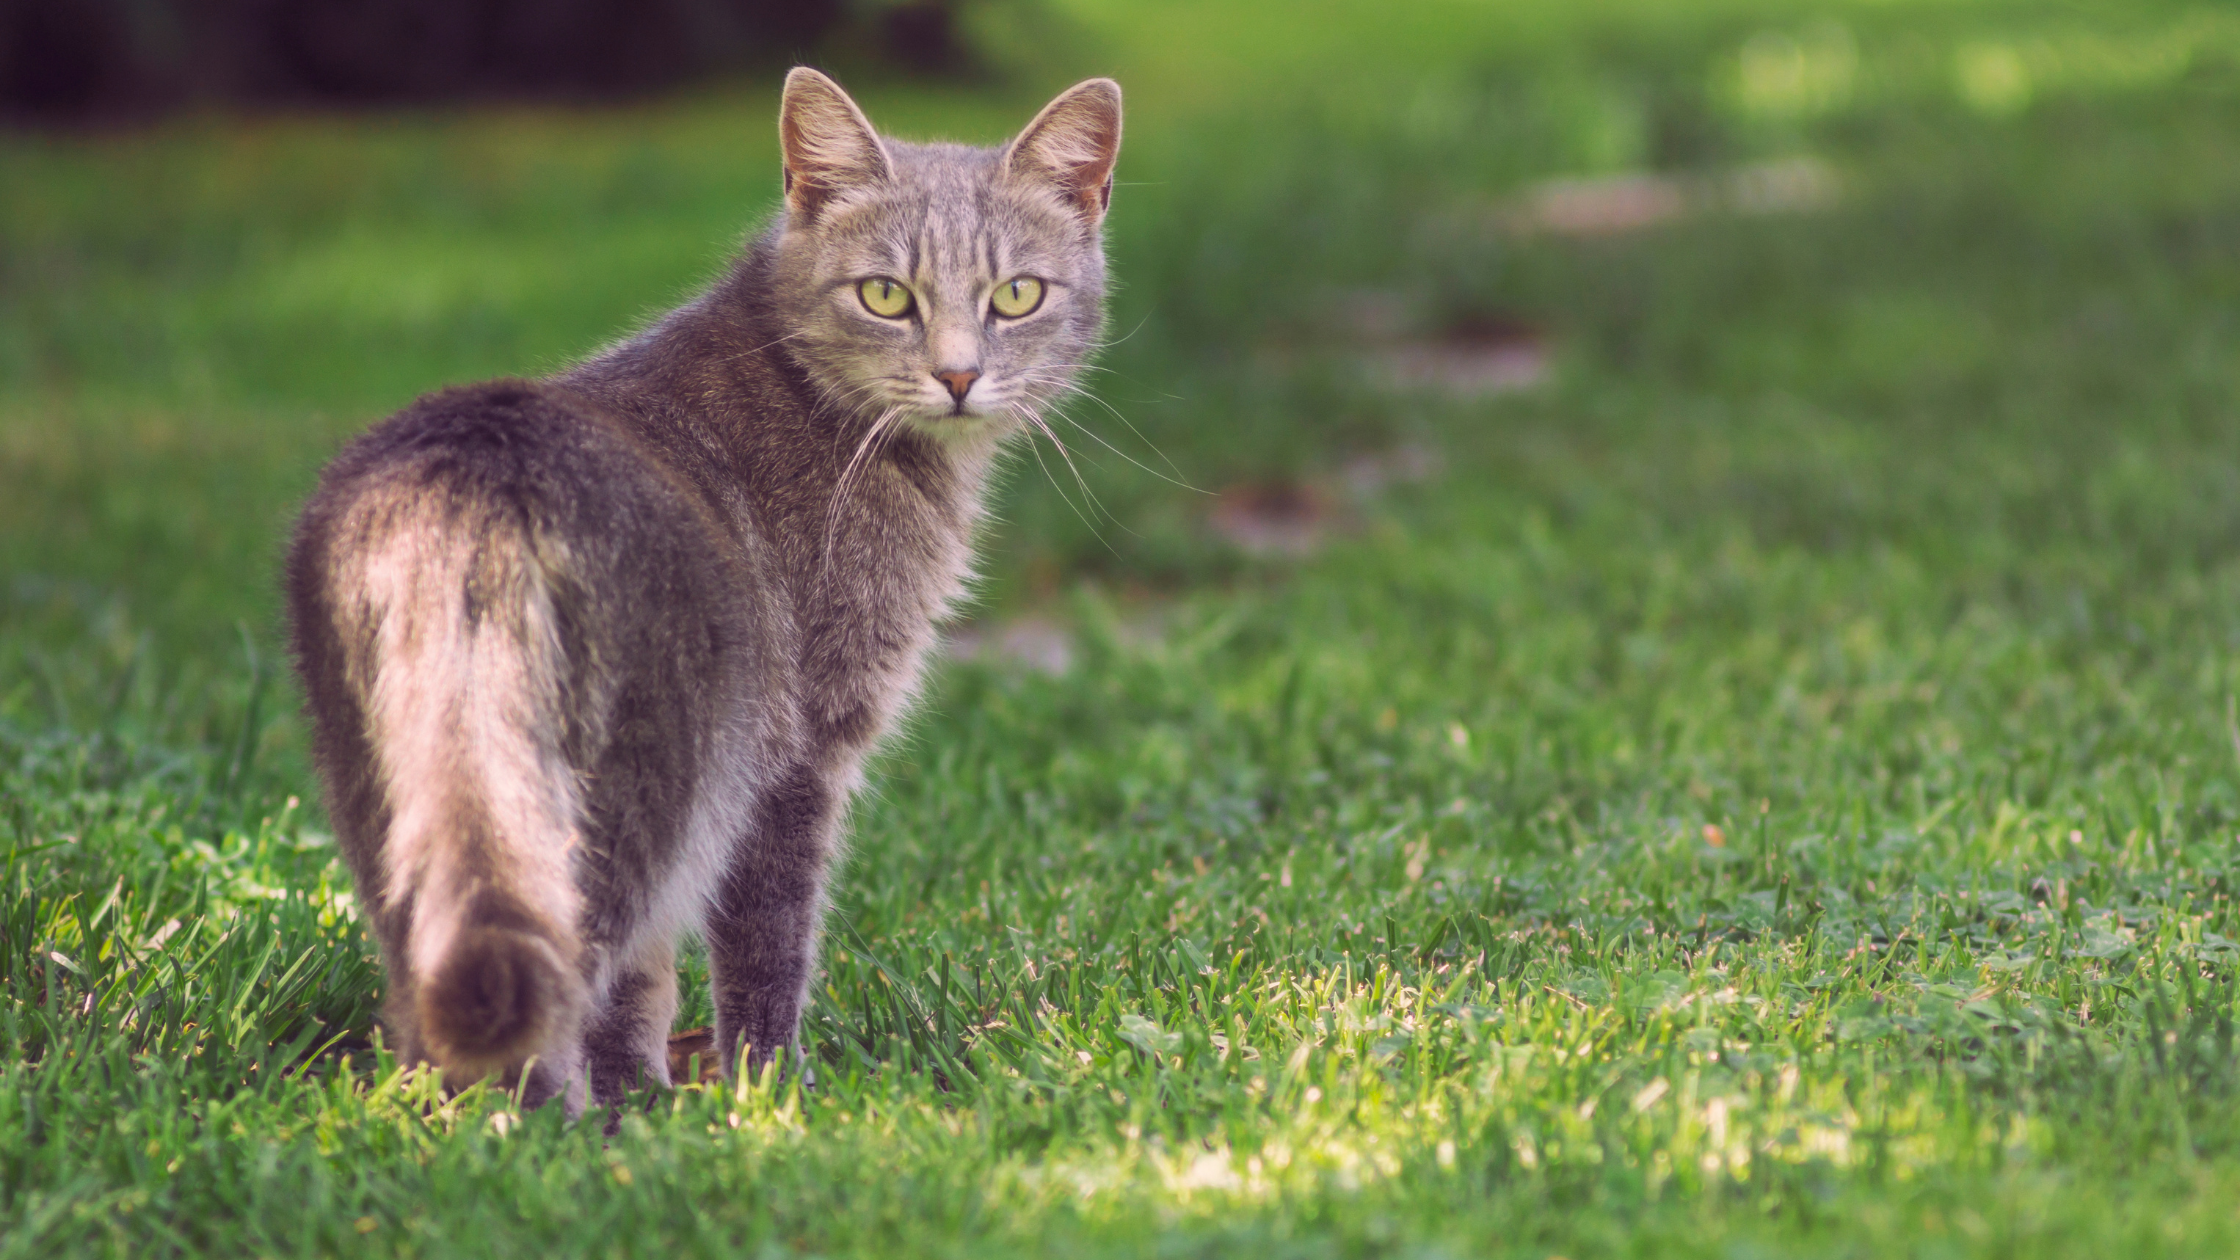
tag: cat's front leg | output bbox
[705,763,837,1078]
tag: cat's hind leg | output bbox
[516,1043,588,1114]
[583,935,680,1105]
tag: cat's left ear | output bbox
[1003,78,1123,224]
[779,67,892,223]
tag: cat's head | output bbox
[767,68,1121,439]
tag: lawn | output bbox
[9,0,2240,1254]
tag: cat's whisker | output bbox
[819,405,905,581]
[1055,409,1196,492]
[1006,372,1197,491]
[745,330,810,355]
[1009,403,1119,550]
[1036,364,1192,408]
[1087,312,1154,352]
[1019,402,1129,534]
[830,411,898,533]
[814,393,880,488]
[833,405,901,508]
[1041,385,1188,484]
[815,377,891,422]
[722,329,814,376]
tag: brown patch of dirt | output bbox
[943,615,1075,675]
[1372,313,1551,396]
[1516,172,1691,236]
[667,1026,723,1083]
[1209,480,1342,557]
[1207,441,1444,558]
[1497,157,1841,238]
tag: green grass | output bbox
[11,0,2240,1254]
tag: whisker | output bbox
[726,329,812,366]
[1009,403,1119,554]
[819,405,905,582]
[1018,403,1125,534]
[1006,373,1198,491]
[816,379,889,481]
[1051,388,1200,492]
[1089,312,1154,352]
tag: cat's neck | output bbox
[558,240,1002,732]
[571,243,1000,540]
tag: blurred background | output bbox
[3,0,2238,761]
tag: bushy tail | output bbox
[344,498,593,1081]
[417,886,578,1074]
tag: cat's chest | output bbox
[792,487,978,755]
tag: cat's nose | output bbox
[935,369,981,402]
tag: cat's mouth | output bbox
[891,375,1034,430]
[904,399,977,422]
[916,405,996,428]
[902,395,1021,440]
[916,389,998,422]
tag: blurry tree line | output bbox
[1,0,981,121]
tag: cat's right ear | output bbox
[779,68,892,224]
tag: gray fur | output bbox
[285,68,1122,1107]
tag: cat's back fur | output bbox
[285,69,1121,1108]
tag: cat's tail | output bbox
[338,490,594,1082]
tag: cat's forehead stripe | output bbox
[884,202,1001,305]
[821,139,1078,290]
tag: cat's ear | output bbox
[779,67,892,223]
[1003,78,1123,224]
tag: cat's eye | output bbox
[989,277,1044,319]
[858,277,915,319]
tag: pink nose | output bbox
[935,369,980,402]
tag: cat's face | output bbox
[769,72,1122,440]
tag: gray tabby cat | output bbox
[285,68,1122,1110]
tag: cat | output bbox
[285,68,1121,1111]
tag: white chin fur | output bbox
[904,409,1018,443]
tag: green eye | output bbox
[858,277,914,318]
[990,276,1044,318]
